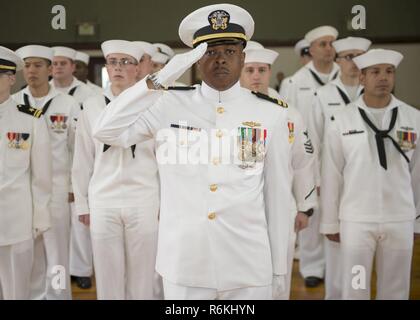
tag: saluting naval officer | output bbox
[240,41,317,299]
[93,3,292,300]
[309,36,371,299]
[0,46,52,300]
[72,40,162,299]
[321,49,419,299]
[280,25,340,288]
[14,45,79,300]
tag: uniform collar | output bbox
[50,76,80,91]
[103,83,115,101]
[306,61,340,82]
[200,80,242,103]
[23,84,60,104]
[333,77,364,96]
[355,94,402,113]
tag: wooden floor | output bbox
[72,237,420,300]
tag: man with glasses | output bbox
[72,40,161,299]
[309,36,371,299]
[0,46,51,300]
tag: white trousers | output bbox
[324,238,341,299]
[299,206,325,278]
[340,220,414,300]
[90,207,162,300]
[0,239,33,299]
[69,203,93,277]
[30,203,72,300]
[163,278,272,300]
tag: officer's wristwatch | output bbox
[301,208,314,217]
[147,72,163,90]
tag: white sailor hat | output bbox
[101,40,143,62]
[353,49,403,70]
[0,46,23,73]
[305,25,338,44]
[132,41,157,57]
[294,39,310,56]
[333,37,371,53]
[153,43,174,59]
[152,43,174,64]
[244,41,279,65]
[179,3,254,48]
[16,45,54,62]
[152,52,169,64]
[52,46,77,60]
[75,51,90,65]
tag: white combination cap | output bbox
[101,40,143,62]
[305,25,338,44]
[179,3,254,48]
[16,45,54,62]
[0,46,24,73]
[244,41,278,65]
[353,49,403,70]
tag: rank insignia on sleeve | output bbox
[7,132,30,149]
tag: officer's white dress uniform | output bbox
[0,48,52,299]
[93,5,291,299]
[51,47,97,280]
[309,37,371,299]
[14,44,79,300]
[94,76,291,299]
[279,26,340,281]
[72,40,161,299]
[0,96,52,300]
[320,49,420,299]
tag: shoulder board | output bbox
[17,104,43,118]
[166,86,196,91]
[251,91,288,108]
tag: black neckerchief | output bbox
[358,107,409,170]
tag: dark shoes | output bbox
[304,276,323,288]
[71,276,92,289]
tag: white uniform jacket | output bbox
[72,86,159,215]
[13,87,79,205]
[92,79,291,290]
[279,61,340,126]
[309,77,364,184]
[0,97,52,245]
[320,95,420,234]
